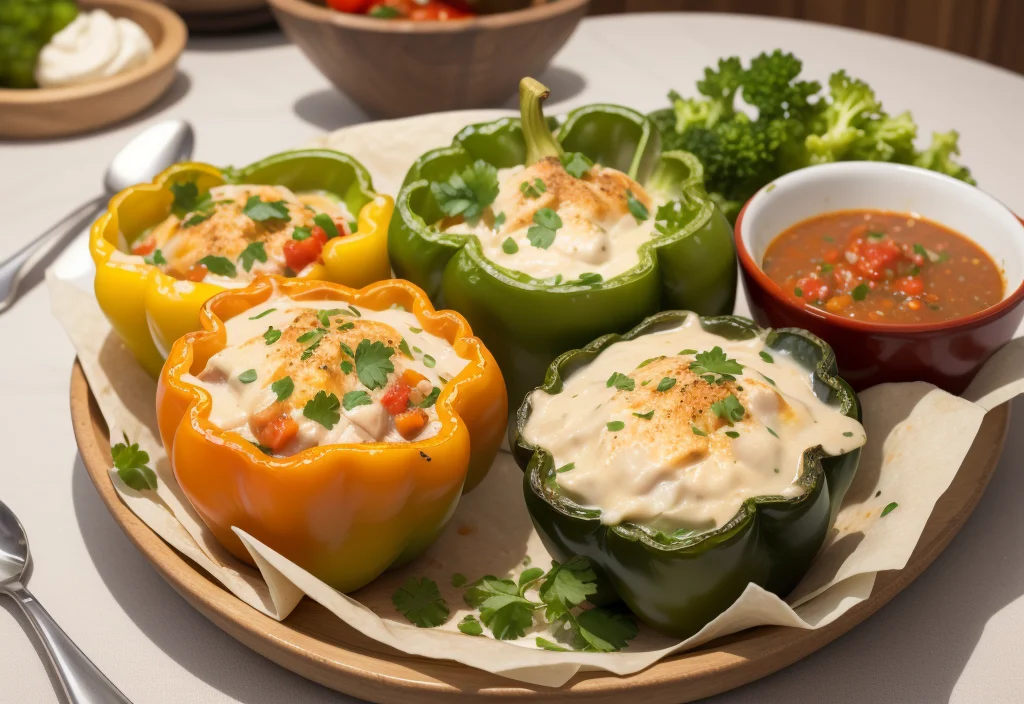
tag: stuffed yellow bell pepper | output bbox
[156,277,507,592]
[91,149,394,378]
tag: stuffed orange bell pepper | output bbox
[156,277,507,592]
[91,149,394,378]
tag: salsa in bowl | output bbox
[735,162,1024,392]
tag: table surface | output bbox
[2,12,1024,704]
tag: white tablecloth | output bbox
[2,12,1023,704]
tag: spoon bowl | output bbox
[0,498,29,585]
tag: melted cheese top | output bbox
[444,157,662,282]
[522,316,866,533]
[186,296,469,455]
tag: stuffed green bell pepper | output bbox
[389,78,737,409]
[512,311,865,638]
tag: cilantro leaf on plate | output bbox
[430,160,499,223]
[689,346,743,384]
[711,393,745,425]
[391,577,449,628]
[354,339,395,390]
[538,556,597,621]
[606,372,635,391]
[457,615,483,636]
[574,608,639,652]
[342,390,372,411]
[111,432,157,491]
[198,255,236,278]
[303,391,341,429]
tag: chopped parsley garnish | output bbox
[317,309,344,327]
[759,351,774,363]
[170,181,204,218]
[243,196,290,223]
[555,462,575,473]
[409,327,422,334]
[767,427,779,438]
[843,431,854,437]
[820,262,834,273]
[502,237,519,254]
[341,342,354,357]
[342,390,372,411]
[656,377,676,392]
[633,410,655,420]
[111,432,157,491]
[794,286,803,298]
[691,424,707,436]
[852,283,870,301]
[760,372,776,386]
[637,356,664,368]
[881,502,899,517]
[519,177,546,198]
[678,348,697,355]
[570,272,603,286]
[251,441,273,455]
[398,338,413,358]
[182,211,214,228]
[392,577,449,628]
[626,190,649,221]
[292,226,312,241]
[711,393,745,425]
[867,230,885,240]
[354,339,395,389]
[913,243,928,258]
[340,360,353,374]
[249,308,276,320]
[303,391,341,429]
[237,241,267,272]
[493,211,506,229]
[606,372,635,391]
[725,430,740,438]
[263,326,281,345]
[144,249,166,266]
[606,420,625,432]
[313,213,340,239]
[690,347,743,384]
[536,637,569,651]
[368,4,401,17]
[238,369,257,384]
[417,387,441,408]
[561,151,593,178]
[270,376,293,402]
[422,354,436,368]
[430,160,499,223]
[527,207,561,249]
[297,327,327,360]
[198,255,236,278]
[458,615,483,636]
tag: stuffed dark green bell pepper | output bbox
[389,78,736,409]
[512,311,865,638]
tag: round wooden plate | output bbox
[70,360,1009,702]
[0,0,187,140]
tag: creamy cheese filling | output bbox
[122,185,354,287]
[523,316,866,533]
[185,296,469,456]
[444,160,663,282]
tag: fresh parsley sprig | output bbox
[711,393,745,425]
[111,433,157,491]
[431,160,499,224]
[354,339,395,389]
[689,346,743,385]
[243,196,290,223]
[527,207,562,249]
[392,577,450,628]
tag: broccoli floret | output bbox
[695,56,744,125]
[914,131,975,184]
[742,50,821,123]
[845,110,917,163]
[805,70,882,163]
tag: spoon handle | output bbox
[4,581,132,704]
[0,195,107,313]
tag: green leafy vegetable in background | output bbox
[0,0,79,88]
[651,50,975,222]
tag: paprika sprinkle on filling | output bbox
[762,209,1004,324]
[184,297,468,455]
[126,183,355,286]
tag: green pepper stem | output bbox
[519,77,564,165]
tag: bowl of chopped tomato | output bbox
[735,161,1024,392]
[266,0,590,118]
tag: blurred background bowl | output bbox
[266,0,590,118]
[0,0,188,139]
[155,0,274,32]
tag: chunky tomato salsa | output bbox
[762,210,1004,324]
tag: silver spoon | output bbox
[0,498,132,703]
[0,120,195,313]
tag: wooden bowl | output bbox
[155,0,273,32]
[0,0,188,140]
[266,0,590,118]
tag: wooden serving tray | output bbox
[70,361,1009,702]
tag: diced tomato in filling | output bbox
[381,380,411,415]
[850,237,904,280]
[795,274,831,302]
[283,226,329,272]
[131,238,156,256]
[252,414,299,453]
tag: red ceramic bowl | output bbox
[735,162,1024,393]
